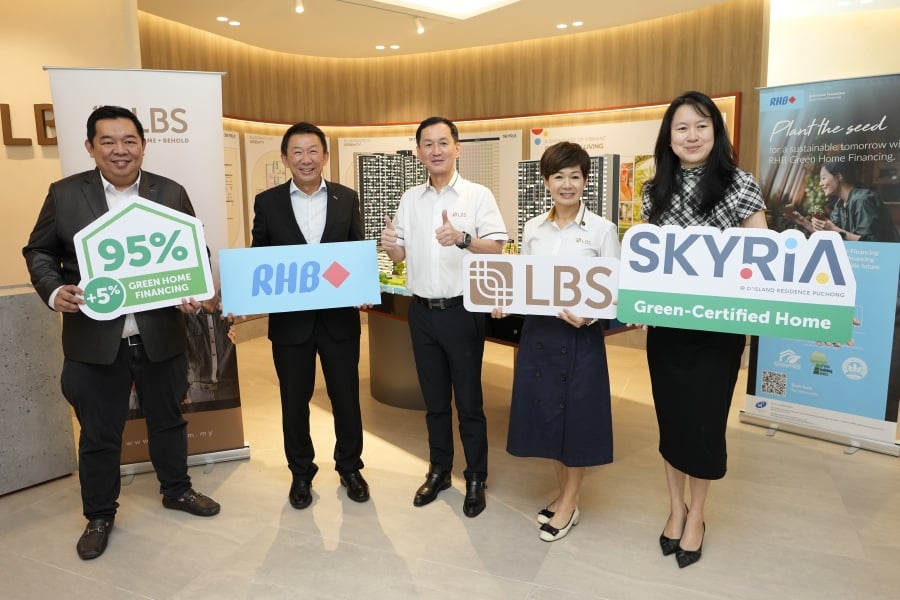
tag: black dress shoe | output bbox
[162,488,221,517]
[339,470,370,503]
[289,478,313,509]
[413,469,451,507]
[76,518,113,560]
[462,477,487,518]
[676,522,706,568]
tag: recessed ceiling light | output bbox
[216,16,228,22]
[375,45,386,50]
[572,21,584,27]
[390,44,400,49]
[228,21,240,26]
[556,23,567,29]
[369,0,519,20]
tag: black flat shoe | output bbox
[413,468,451,507]
[162,488,221,517]
[76,518,113,560]
[676,522,705,568]
[339,470,370,503]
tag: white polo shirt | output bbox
[522,202,620,259]
[394,172,507,298]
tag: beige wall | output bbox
[767,8,900,87]
[0,0,141,287]
[139,0,768,168]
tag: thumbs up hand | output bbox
[381,214,398,249]
[435,209,462,247]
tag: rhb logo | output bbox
[251,261,350,296]
[769,95,796,107]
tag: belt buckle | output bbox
[429,298,446,310]
[126,335,142,346]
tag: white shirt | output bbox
[289,177,328,244]
[48,172,143,337]
[394,172,507,298]
[522,202,620,259]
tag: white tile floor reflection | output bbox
[2,325,899,599]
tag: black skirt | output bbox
[646,326,745,480]
[506,315,613,467]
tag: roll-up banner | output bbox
[46,67,248,469]
[745,74,900,455]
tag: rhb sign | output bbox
[219,241,381,315]
[616,224,856,342]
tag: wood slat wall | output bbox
[139,0,766,169]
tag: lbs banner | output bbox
[745,74,900,453]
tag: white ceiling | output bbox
[136,0,900,59]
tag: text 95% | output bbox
[99,231,188,270]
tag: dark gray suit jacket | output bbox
[251,179,363,345]
[23,168,193,365]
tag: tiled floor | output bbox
[1,325,899,599]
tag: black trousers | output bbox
[407,302,488,478]
[61,341,191,520]
[272,321,363,480]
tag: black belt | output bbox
[412,295,463,310]
[122,334,143,346]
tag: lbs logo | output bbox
[463,254,619,318]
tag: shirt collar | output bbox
[546,201,588,229]
[99,171,141,195]
[289,177,327,197]
[423,170,459,195]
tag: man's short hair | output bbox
[86,106,145,143]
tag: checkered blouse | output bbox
[640,166,765,230]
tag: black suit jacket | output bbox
[251,179,363,345]
[23,169,193,365]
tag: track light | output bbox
[295,0,304,14]
[415,17,424,35]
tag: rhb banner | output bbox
[617,224,856,342]
[219,240,381,315]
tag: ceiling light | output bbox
[375,45,386,50]
[295,0,305,13]
[390,44,400,50]
[216,16,228,22]
[415,17,425,34]
[556,23,567,29]
[369,0,519,20]
[572,21,583,27]
[229,20,240,26]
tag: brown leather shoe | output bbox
[162,488,220,517]
[76,518,113,560]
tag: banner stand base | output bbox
[119,445,251,477]
[739,412,899,457]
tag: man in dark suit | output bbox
[251,122,369,508]
[23,106,220,561]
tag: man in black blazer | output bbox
[23,106,220,560]
[251,122,369,508]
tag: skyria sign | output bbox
[616,224,856,342]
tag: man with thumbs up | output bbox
[380,116,507,517]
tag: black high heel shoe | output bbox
[659,504,688,556]
[675,522,705,568]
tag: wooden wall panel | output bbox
[139,0,766,168]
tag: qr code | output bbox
[761,371,787,396]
